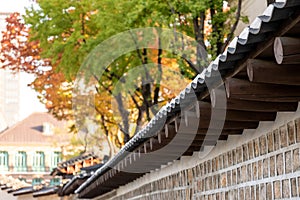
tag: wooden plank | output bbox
[226,110,276,121]
[196,129,243,135]
[180,117,259,130]
[247,59,300,85]
[156,134,227,144]
[212,97,298,112]
[166,125,243,135]
[274,37,300,64]
[196,107,276,122]
[225,78,300,102]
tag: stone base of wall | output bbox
[107,116,300,200]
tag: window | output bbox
[14,151,27,172]
[18,177,27,183]
[32,151,45,172]
[0,151,8,171]
[50,152,61,170]
[32,178,43,186]
[50,178,61,186]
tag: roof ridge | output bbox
[0,112,63,141]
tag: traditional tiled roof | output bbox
[32,186,59,197]
[58,153,98,168]
[50,153,99,176]
[0,112,68,145]
[12,187,35,196]
[0,112,7,133]
[59,174,90,196]
[58,163,103,196]
[0,175,31,191]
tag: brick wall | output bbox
[108,117,300,200]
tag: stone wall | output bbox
[107,116,300,200]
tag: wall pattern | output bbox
[112,118,300,200]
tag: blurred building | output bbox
[0,12,21,128]
[0,12,46,129]
[0,112,70,186]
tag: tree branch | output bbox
[153,31,163,114]
[221,0,242,52]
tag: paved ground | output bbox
[0,190,36,200]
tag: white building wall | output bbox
[235,0,268,35]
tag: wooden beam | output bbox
[180,117,259,130]
[247,59,300,85]
[183,146,204,155]
[138,135,220,158]
[156,134,227,144]
[233,69,248,79]
[274,37,300,64]
[227,110,276,121]
[197,107,276,122]
[183,101,277,122]
[196,129,243,135]
[166,140,217,147]
[193,10,300,104]
[212,97,298,112]
[225,78,300,102]
[167,124,244,135]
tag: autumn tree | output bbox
[1,0,244,151]
[0,12,119,157]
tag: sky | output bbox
[0,0,32,13]
[0,0,46,121]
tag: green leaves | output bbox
[241,15,249,24]
[18,0,243,147]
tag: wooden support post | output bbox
[174,120,178,132]
[165,124,169,138]
[150,138,153,150]
[247,59,300,85]
[144,143,147,153]
[274,37,300,64]
[158,132,161,143]
[195,101,200,118]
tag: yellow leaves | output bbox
[46,101,53,109]
[89,10,98,15]
[117,129,125,146]
[223,1,231,12]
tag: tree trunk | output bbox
[114,92,130,143]
[193,11,206,72]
